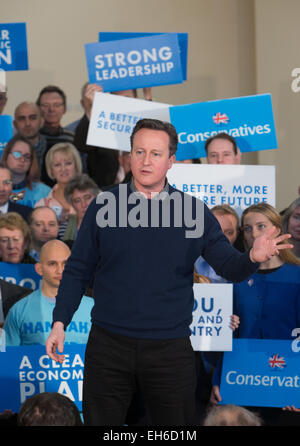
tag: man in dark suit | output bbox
[0,163,32,222]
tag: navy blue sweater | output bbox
[53,183,259,339]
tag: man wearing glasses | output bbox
[36,85,74,186]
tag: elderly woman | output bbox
[34,142,82,222]
[282,197,300,258]
[1,135,51,207]
[59,174,99,242]
[0,212,35,264]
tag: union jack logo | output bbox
[268,354,286,369]
[213,112,229,125]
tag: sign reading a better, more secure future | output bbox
[85,33,184,92]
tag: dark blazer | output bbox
[7,200,33,222]
[0,279,32,319]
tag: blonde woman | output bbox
[35,142,82,222]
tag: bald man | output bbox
[13,101,47,169]
[4,240,94,346]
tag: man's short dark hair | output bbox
[17,392,83,426]
[130,118,178,157]
[205,132,238,155]
[36,85,67,107]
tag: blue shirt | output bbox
[4,289,94,346]
[11,181,51,208]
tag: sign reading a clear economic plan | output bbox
[0,344,85,413]
[167,164,275,215]
[190,284,233,352]
[98,32,188,81]
[0,262,42,290]
[0,23,28,71]
[170,94,277,160]
[85,33,183,92]
[220,339,300,408]
[0,115,13,157]
[87,92,171,150]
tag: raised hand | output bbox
[249,226,293,263]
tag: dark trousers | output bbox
[82,325,197,426]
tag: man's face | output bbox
[14,103,44,140]
[0,227,25,263]
[36,243,70,289]
[213,212,239,245]
[130,128,175,196]
[0,168,13,206]
[30,208,59,245]
[39,92,66,127]
[206,139,239,164]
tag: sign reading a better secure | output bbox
[85,33,183,92]
[0,23,28,71]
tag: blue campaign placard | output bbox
[169,94,278,160]
[99,31,188,81]
[220,339,300,408]
[0,344,86,413]
[85,33,183,92]
[0,262,42,290]
[0,22,28,71]
[0,114,13,157]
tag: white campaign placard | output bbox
[87,92,170,151]
[167,164,275,216]
[190,283,233,351]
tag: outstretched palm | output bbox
[250,226,293,263]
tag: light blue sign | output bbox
[0,344,85,412]
[99,31,188,81]
[0,23,28,71]
[85,33,183,92]
[220,339,300,408]
[169,94,277,160]
[0,115,13,157]
[0,262,41,290]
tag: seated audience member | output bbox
[36,85,74,186]
[1,135,51,207]
[60,174,99,242]
[195,204,240,282]
[282,197,300,258]
[17,392,83,426]
[210,203,300,426]
[0,279,31,326]
[205,133,241,164]
[13,101,47,170]
[4,239,94,346]
[34,142,82,223]
[203,404,262,426]
[0,88,7,115]
[0,212,35,264]
[28,206,59,261]
[115,151,132,184]
[0,162,32,221]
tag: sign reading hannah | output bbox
[85,33,183,92]
[0,23,28,71]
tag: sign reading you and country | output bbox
[87,93,277,159]
[190,284,233,351]
[0,23,28,71]
[85,33,183,91]
[167,164,276,215]
[220,339,300,408]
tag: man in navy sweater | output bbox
[46,119,292,426]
